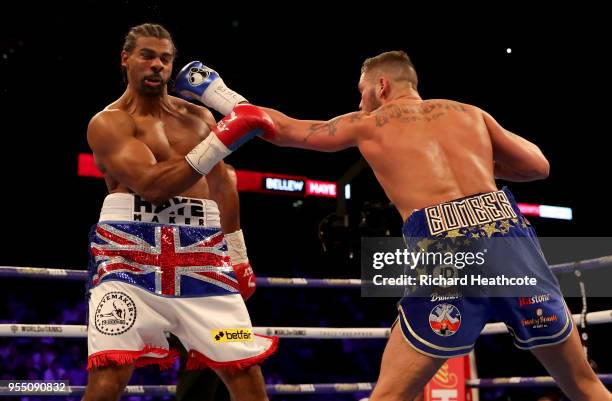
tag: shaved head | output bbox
[361,51,418,89]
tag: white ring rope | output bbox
[1,310,610,339]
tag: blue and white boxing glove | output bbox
[173,61,247,115]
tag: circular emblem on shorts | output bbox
[432,265,458,288]
[188,67,210,86]
[94,292,137,335]
[429,303,461,337]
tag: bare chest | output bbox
[133,115,210,161]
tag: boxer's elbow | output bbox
[514,147,550,180]
[495,156,549,182]
[136,159,201,205]
[535,158,550,179]
[520,158,550,181]
[528,152,550,180]
[137,180,173,205]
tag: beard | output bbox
[367,91,383,112]
[139,74,166,97]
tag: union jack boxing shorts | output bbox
[86,193,277,370]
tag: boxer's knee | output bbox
[217,365,268,401]
[83,365,133,401]
[82,382,123,401]
[370,383,420,401]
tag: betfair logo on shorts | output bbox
[212,329,253,343]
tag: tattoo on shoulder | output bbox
[348,113,364,123]
[373,101,467,127]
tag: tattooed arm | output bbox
[259,107,371,152]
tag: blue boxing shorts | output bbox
[396,188,572,358]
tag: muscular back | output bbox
[265,96,548,222]
[357,99,497,219]
[89,96,214,199]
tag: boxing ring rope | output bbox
[3,375,612,397]
[1,310,612,339]
[0,383,363,396]
[1,252,611,287]
[2,256,611,397]
[0,266,362,287]
[468,375,612,388]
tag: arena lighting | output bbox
[77,153,350,199]
[78,153,573,219]
[518,203,573,221]
[78,153,103,178]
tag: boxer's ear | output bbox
[378,77,391,99]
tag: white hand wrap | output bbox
[225,229,249,265]
[185,133,231,175]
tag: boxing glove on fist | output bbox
[185,104,276,175]
[225,229,256,300]
[173,61,247,115]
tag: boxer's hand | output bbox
[185,104,276,175]
[173,61,247,115]
[225,229,256,300]
[232,262,256,301]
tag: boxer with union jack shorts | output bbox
[86,193,277,370]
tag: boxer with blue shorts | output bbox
[174,48,612,400]
[397,188,572,358]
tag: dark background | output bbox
[0,2,610,400]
